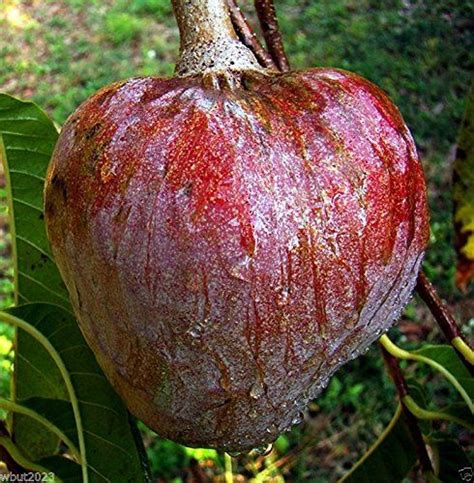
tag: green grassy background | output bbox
[0,0,473,480]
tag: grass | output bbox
[0,0,472,480]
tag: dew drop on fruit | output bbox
[249,408,259,418]
[186,318,207,342]
[227,451,242,457]
[249,380,265,399]
[252,443,273,456]
[292,412,304,426]
[266,423,277,434]
[275,287,289,307]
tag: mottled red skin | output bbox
[45,68,429,452]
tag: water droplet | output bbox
[253,443,273,456]
[249,381,265,399]
[249,408,259,419]
[230,257,251,282]
[276,288,289,307]
[186,318,208,342]
[265,423,277,434]
[220,373,233,392]
[188,328,200,338]
[292,412,304,426]
[227,451,242,457]
[344,314,358,329]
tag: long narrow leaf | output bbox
[0,93,146,481]
[1,304,146,482]
[0,94,66,459]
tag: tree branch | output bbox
[416,270,474,372]
[416,271,461,340]
[254,0,290,71]
[227,0,277,69]
[380,344,434,477]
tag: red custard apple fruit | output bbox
[44,0,429,452]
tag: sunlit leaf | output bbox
[453,81,474,291]
[0,93,67,308]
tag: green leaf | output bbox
[0,93,147,481]
[0,93,67,308]
[405,379,473,431]
[413,344,474,400]
[453,80,474,291]
[2,303,146,482]
[39,456,82,483]
[380,336,473,412]
[436,403,474,431]
[0,436,51,475]
[429,434,472,483]
[406,379,431,434]
[0,93,68,459]
[0,397,80,460]
[340,405,417,482]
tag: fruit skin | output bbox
[45,68,429,452]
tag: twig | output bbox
[227,0,276,69]
[416,271,474,372]
[254,0,290,71]
[402,395,474,431]
[380,344,434,477]
[380,335,472,411]
[416,271,461,340]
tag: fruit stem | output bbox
[172,0,264,77]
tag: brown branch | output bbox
[416,271,461,341]
[416,271,473,374]
[380,344,434,476]
[227,0,277,69]
[254,0,290,71]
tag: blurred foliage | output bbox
[0,0,472,480]
[453,81,474,291]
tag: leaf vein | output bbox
[17,235,54,261]
[18,271,69,303]
[83,429,131,457]
[12,197,43,213]
[10,170,46,181]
